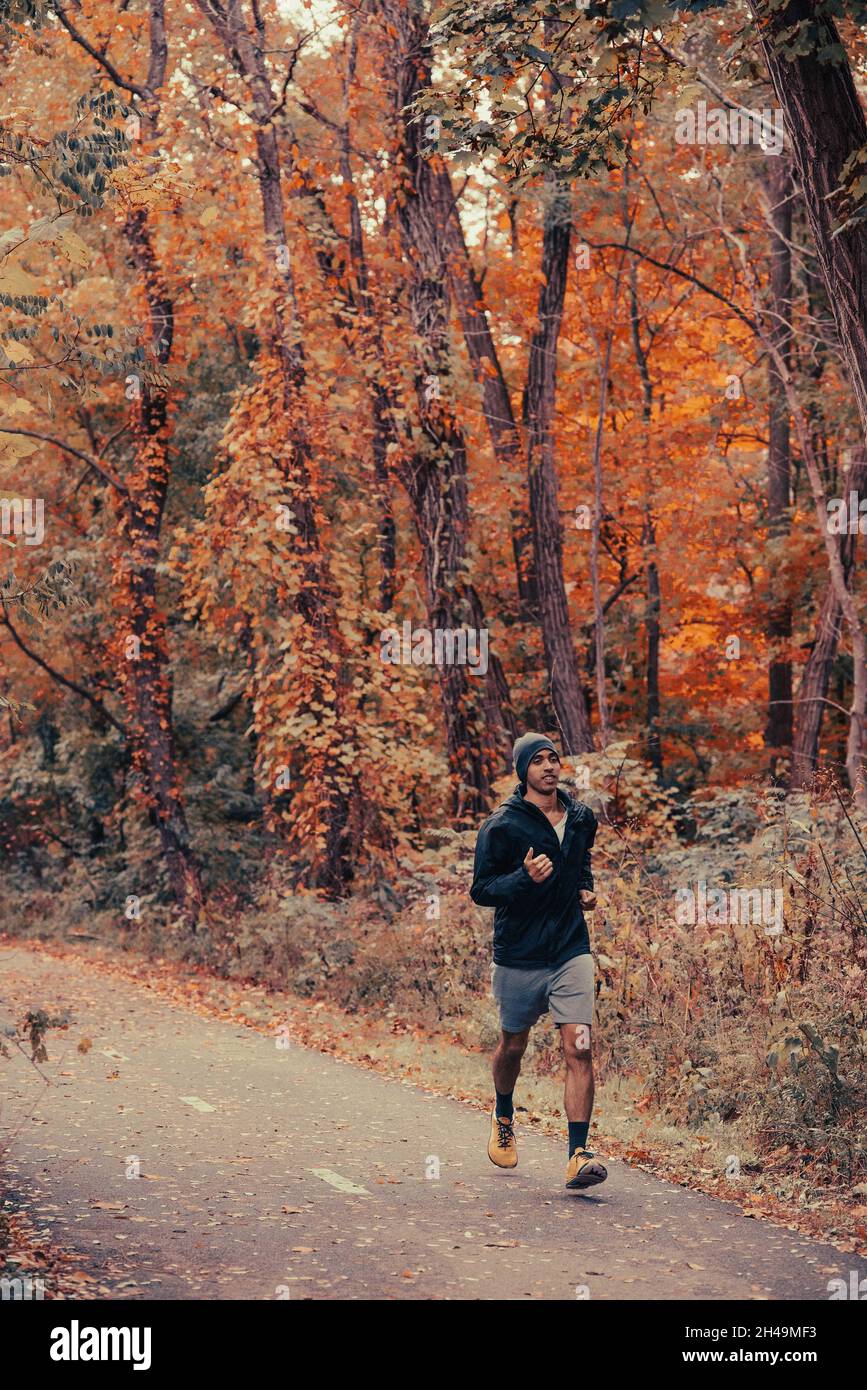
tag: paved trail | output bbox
[1,945,862,1301]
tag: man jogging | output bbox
[470,732,607,1190]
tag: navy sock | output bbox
[495,1089,514,1121]
[568,1120,589,1156]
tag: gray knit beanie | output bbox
[512,731,559,784]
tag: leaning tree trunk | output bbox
[763,155,794,776]
[752,1,867,424]
[752,0,867,798]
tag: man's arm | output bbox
[577,809,598,894]
[470,820,540,907]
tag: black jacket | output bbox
[470,786,597,968]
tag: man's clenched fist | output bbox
[523,846,553,883]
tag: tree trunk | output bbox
[753,0,867,800]
[194,0,358,888]
[522,182,593,753]
[753,1,867,425]
[791,451,867,784]
[642,507,663,774]
[763,155,794,775]
[792,585,844,785]
[291,51,519,780]
[119,206,203,919]
[786,410,866,803]
[109,5,202,921]
[439,175,538,616]
[338,46,397,614]
[626,246,664,777]
[376,1,517,809]
[45,2,203,918]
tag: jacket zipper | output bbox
[521,801,578,964]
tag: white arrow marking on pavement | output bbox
[179,1095,216,1113]
[308,1168,370,1195]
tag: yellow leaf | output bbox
[0,226,25,256]
[4,341,33,364]
[0,431,39,461]
[0,263,40,295]
[57,227,91,268]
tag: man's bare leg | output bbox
[492,1027,531,1105]
[560,1022,593,1126]
[561,1022,607,1187]
[488,1027,530,1167]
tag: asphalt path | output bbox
[2,944,863,1301]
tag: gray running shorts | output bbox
[491,954,594,1033]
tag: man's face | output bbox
[526,747,561,793]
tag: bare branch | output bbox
[1,430,128,495]
[584,240,760,334]
[53,2,150,100]
[1,612,126,735]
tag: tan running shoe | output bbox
[566,1148,608,1189]
[488,1109,518,1168]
